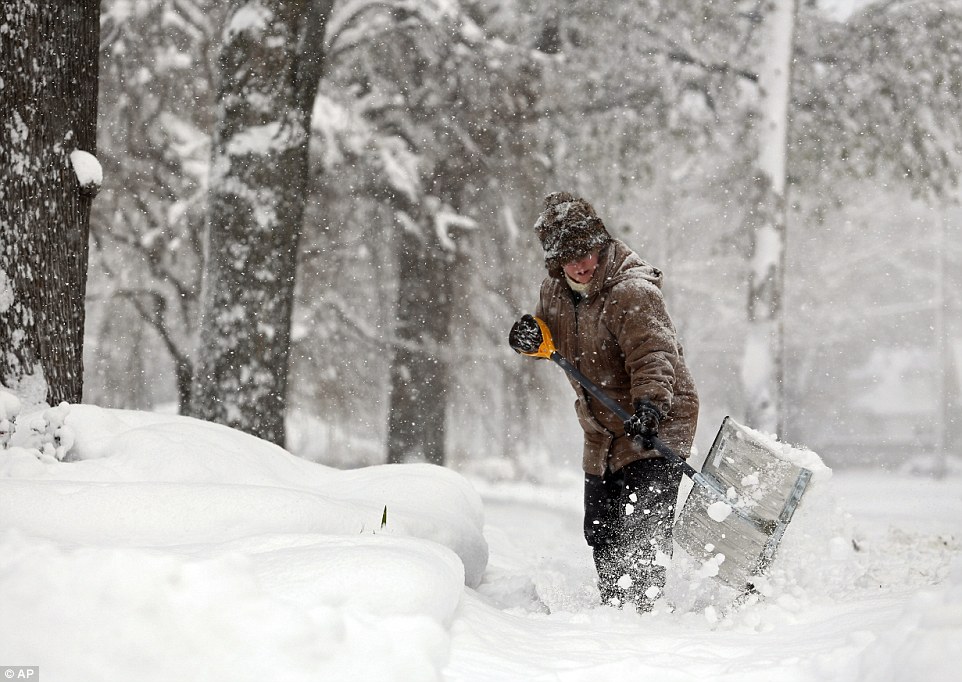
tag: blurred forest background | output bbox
[82,0,961,476]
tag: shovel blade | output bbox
[674,417,813,590]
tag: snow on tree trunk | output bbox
[189,0,331,447]
[0,0,100,407]
[742,0,796,435]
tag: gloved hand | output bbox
[508,314,543,355]
[624,399,662,450]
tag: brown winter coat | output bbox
[536,239,699,477]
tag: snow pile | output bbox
[447,466,962,681]
[0,404,487,682]
[1,400,960,680]
[855,555,962,682]
[1,532,461,681]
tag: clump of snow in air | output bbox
[707,500,733,522]
[1,402,960,681]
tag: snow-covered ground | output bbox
[1,403,960,681]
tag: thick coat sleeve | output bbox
[604,279,679,416]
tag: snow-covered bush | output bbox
[0,388,20,448]
[0,389,74,461]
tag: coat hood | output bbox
[582,239,663,298]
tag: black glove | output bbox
[624,399,662,450]
[508,314,542,354]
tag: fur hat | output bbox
[534,191,610,276]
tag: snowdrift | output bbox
[0,404,488,681]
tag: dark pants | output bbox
[584,457,683,610]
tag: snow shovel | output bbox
[512,315,813,592]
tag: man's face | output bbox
[562,248,600,284]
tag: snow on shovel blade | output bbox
[674,417,813,591]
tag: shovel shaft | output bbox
[551,350,777,532]
[549,352,700,480]
[540,345,788,538]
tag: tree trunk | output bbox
[0,0,100,406]
[742,0,796,435]
[189,0,332,446]
[387,210,458,465]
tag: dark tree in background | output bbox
[0,0,100,405]
[335,7,543,466]
[385,193,474,466]
[189,0,333,447]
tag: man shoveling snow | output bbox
[509,191,700,612]
[509,191,821,613]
